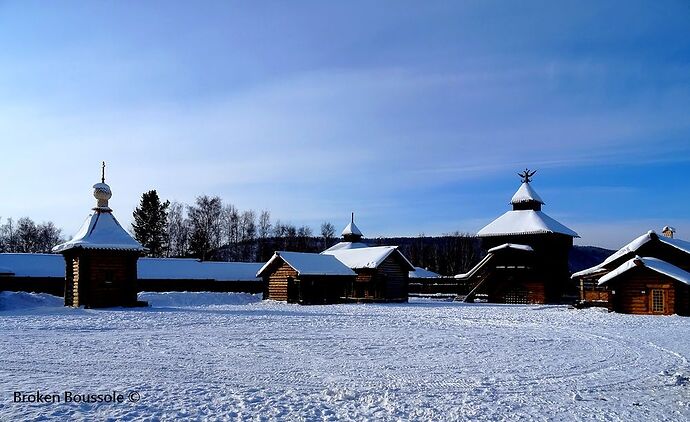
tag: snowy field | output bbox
[2,292,690,421]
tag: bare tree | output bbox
[320,222,336,250]
[166,201,189,257]
[187,195,223,260]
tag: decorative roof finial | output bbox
[93,162,112,211]
[518,168,536,183]
[351,212,354,224]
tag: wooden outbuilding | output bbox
[322,245,414,302]
[596,256,690,315]
[52,166,147,308]
[257,251,356,304]
[462,170,579,304]
[573,229,690,314]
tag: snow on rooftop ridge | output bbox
[487,243,534,253]
[573,231,690,278]
[322,246,415,270]
[510,182,544,205]
[52,212,145,253]
[257,251,356,277]
[477,210,579,238]
[598,256,690,286]
[323,241,370,252]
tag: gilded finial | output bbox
[518,168,536,183]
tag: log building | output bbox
[461,170,579,304]
[257,251,356,304]
[573,229,690,315]
[52,165,147,308]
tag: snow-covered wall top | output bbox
[478,210,579,238]
[0,253,262,281]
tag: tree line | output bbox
[0,190,482,275]
[131,190,481,275]
[131,191,340,263]
[0,217,64,253]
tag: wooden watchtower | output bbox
[52,163,146,308]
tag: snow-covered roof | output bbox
[323,241,370,252]
[478,210,579,238]
[598,256,690,286]
[572,231,690,278]
[410,267,441,278]
[257,251,356,277]
[52,211,145,253]
[322,246,415,271]
[139,259,262,281]
[487,243,534,253]
[510,182,544,205]
[342,221,362,237]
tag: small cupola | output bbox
[662,226,676,238]
[510,169,544,211]
[342,212,363,243]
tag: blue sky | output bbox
[0,1,688,249]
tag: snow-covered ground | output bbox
[2,292,690,421]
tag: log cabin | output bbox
[572,229,690,314]
[257,251,356,304]
[596,256,690,316]
[52,165,147,308]
[322,245,414,302]
[462,170,579,304]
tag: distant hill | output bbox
[568,245,614,274]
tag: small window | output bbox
[104,270,115,286]
[651,289,665,313]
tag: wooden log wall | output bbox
[265,261,297,302]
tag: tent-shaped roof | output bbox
[53,211,145,253]
[322,246,415,270]
[342,221,362,237]
[478,210,579,238]
[598,256,690,286]
[257,251,356,277]
[572,230,690,278]
[510,182,544,205]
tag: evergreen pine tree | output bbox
[132,190,170,257]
